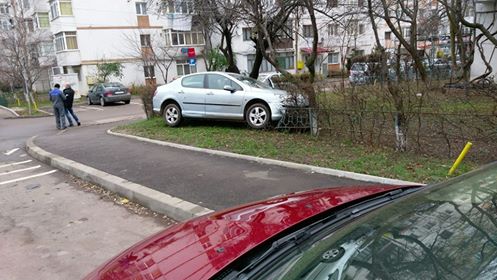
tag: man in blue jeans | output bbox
[63,84,81,126]
[49,84,67,130]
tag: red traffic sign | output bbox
[187,48,196,58]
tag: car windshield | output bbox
[228,74,272,89]
[247,163,497,280]
[104,83,124,88]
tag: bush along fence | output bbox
[274,76,497,164]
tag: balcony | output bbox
[56,49,81,66]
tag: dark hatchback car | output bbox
[87,82,131,107]
[84,163,497,280]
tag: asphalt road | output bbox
[0,101,170,279]
[33,112,370,211]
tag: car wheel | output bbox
[246,103,270,129]
[100,97,106,107]
[124,100,130,105]
[321,247,345,263]
[163,103,182,127]
[87,96,92,105]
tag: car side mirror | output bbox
[223,85,236,93]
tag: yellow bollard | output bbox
[448,142,472,176]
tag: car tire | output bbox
[124,100,130,105]
[100,97,106,107]
[87,96,92,105]
[246,103,270,129]
[163,103,182,127]
[321,247,345,263]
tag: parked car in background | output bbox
[84,163,497,280]
[87,82,131,107]
[153,72,298,129]
[257,72,282,89]
[349,62,379,85]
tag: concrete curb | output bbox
[0,105,20,117]
[25,136,213,221]
[108,129,422,186]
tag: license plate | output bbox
[115,91,124,95]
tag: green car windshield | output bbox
[254,163,497,280]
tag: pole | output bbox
[448,142,472,176]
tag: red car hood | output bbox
[84,185,406,280]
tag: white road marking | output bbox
[0,160,32,169]
[4,148,20,156]
[130,102,142,105]
[80,106,104,111]
[0,170,57,185]
[0,165,41,176]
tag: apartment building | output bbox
[230,1,392,77]
[2,0,206,94]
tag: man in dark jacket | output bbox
[63,84,80,126]
[49,84,67,130]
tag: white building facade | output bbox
[471,0,497,82]
[7,0,206,94]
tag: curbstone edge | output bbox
[25,136,213,221]
[107,129,423,186]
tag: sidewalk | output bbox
[34,122,372,211]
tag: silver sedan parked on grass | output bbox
[152,72,290,129]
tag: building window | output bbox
[165,0,194,14]
[144,65,155,78]
[0,3,9,14]
[35,13,50,29]
[303,25,312,38]
[247,52,294,73]
[242,27,252,41]
[344,0,358,5]
[347,20,359,35]
[140,34,151,47]
[49,0,73,20]
[358,24,365,34]
[403,27,411,38]
[328,24,338,36]
[166,29,204,46]
[54,31,78,51]
[38,41,55,56]
[328,52,339,64]
[176,59,197,76]
[22,0,30,10]
[0,19,10,30]
[136,2,147,15]
[327,0,338,8]
[25,19,34,32]
[385,31,391,40]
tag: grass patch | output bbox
[114,118,477,184]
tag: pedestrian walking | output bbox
[49,84,67,130]
[63,84,81,126]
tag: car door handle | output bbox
[206,92,214,95]
[178,90,184,94]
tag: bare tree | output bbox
[240,0,299,78]
[123,30,176,84]
[194,0,242,73]
[0,0,54,114]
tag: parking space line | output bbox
[130,102,142,105]
[0,165,41,176]
[0,170,57,185]
[80,106,104,111]
[4,148,20,156]
[0,160,32,169]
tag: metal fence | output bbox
[277,107,497,163]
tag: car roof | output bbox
[84,184,412,280]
